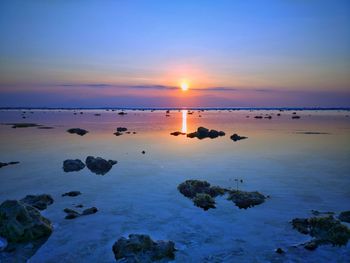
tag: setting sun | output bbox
[180,81,189,91]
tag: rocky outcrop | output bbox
[0,200,52,243]
[63,159,85,172]
[112,234,176,262]
[66,128,88,136]
[227,190,266,209]
[291,215,350,250]
[20,194,54,211]
[0,161,19,169]
[85,156,117,175]
[187,127,225,139]
[230,134,247,142]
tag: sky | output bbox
[0,0,349,108]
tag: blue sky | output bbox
[0,0,349,107]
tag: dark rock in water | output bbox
[94,113,101,116]
[112,234,176,262]
[67,128,88,136]
[186,127,225,139]
[193,193,216,210]
[311,210,334,216]
[142,151,146,154]
[227,190,266,209]
[82,207,98,215]
[116,127,127,132]
[339,211,350,223]
[275,248,284,254]
[264,116,272,119]
[230,133,247,142]
[20,194,54,211]
[292,116,301,119]
[85,156,117,175]
[277,113,281,116]
[62,191,81,197]
[177,180,226,210]
[296,131,330,135]
[4,123,40,129]
[291,215,350,248]
[114,131,123,136]
[37,126,54,129]
[0,161,19,169]
[170,131,186,136]
[0,200,52,243]
[118,112,127,115]
[254,116,263,119]
[63,159,85,172]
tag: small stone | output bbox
[62,191,81,197]
[67,128,88,136]
[275,248,284,254]
[82,207,98,215]
[63,159,85,172]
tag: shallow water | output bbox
[0,109,350,262]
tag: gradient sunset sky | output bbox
[0,0,349,107]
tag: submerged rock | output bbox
[66,128,88,136]
[63,159,85,172]
[20,194,54,211]
[0,161,19,169]
[114,131,123,136]
[0,200,52,243]
[227,190,266,209]
[85,156,117,175]
[170,131,186,136]
[63,207,98,219]
[112,234,176,262]
[82,207,98,215]
[186,127,225,139]
[230,133,247,142]
[339,211,350,223]
[118,112,127,115]
[292,116,301,119]
[291,215,350,249]
[62,191,81,197]
[4,123,40,129]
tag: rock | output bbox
[0,200,52,243]
[63,159,85,172]
[94,113,101,116]
[116,127,127,132]
[20,194,54,211]
[4,123,40,129]
[230,133,247,142]
[170,131,186,136]
[67,128,88,136]
[275,247,284,254]
[254,116,263,119]
[118,112,127,115]
[114,131,123,136]
[142,151,146,154]
[193,193,216,210]
[37,126,54,129]
[112,234,176,262]
[339,211,350,223]
[62,191,81,197]
[227,190,266,209]
[186,127,225,139]
[82,207,98,215]
[0,161,19,169]
[292,116,301,119]
[177,180,226,210]
[291,215,350,248]
[85,156,117,175]
[63,208,81,220]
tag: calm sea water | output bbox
[0,109,350,262]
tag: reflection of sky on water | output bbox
[181,109,187,134]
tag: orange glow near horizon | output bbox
[180,81,189,91]
[181,109,187,133]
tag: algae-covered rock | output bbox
[63,159,85,172]
[20,194,54,211]
[112,234,176,262]
[227,190,266,209]
[193,193,216,210]
[339,211,350,223]
[85,156,117,175]
[67,128,88,136]
[0,200,52,243]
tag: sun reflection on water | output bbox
[181,109,187,133]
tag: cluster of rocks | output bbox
[112,234,176,262]
[114,127,137,136]
[3,123,41,129]
[0,161,19,169]
[0,195,54,261]
[291,214,350,250]
[187,127,225,139]
[170,131,186,136]
[63,207,98,220]
[63,156,117,175]
[66,128,88,136]
[177,180,266,210]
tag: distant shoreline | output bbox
[0,107,349,111]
